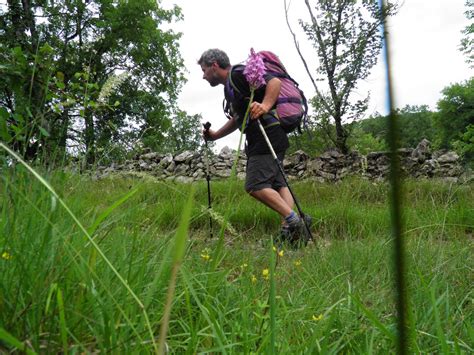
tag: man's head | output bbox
[198,49,230,87]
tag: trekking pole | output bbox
[203,122,213,238]
[256,119,313,242]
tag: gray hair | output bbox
[198,49,230,69]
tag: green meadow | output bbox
[0,163,472,354]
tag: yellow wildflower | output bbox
[251,274,257,283]
[200,248,211,262]
[262,268,269,280]
[312,314,323,321]
[1,251,12,260]
[294,260,302,267]
[240,263,248,269]
[273,246,284,257]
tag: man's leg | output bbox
[248,188,292,217]
[246,155,309,246]
[277,187,294,224]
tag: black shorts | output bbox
[245,153,286,192]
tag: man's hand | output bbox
[202,122,215,141]
[250,77,281,120]
[249,102,271,120]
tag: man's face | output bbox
[201,62,220,87]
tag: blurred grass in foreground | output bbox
[0,167,472,353]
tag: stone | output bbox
[219,146,234,158]
[159,154,173,168]
[94,145,466,182]
[142,152,161,161]
[436,152,459,163]
[320,149,343,160]
[174,150,194,163]
[411,139,431,162]
[166,161,176,172]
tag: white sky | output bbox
[162,0,473,152]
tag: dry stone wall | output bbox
[97,139,466,182]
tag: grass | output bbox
[0,161,473,353]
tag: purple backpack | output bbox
[227,51,308,133]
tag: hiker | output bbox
[198,48,310,245]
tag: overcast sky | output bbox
[162,0,473,152]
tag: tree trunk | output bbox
[6,0,25,44]
[334,113,348,154]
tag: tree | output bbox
[285,0,398,153]
[460,0,473,68]
[352,105,438,150]
[0,0,185,164]
[435,78,474,153]
[395,105,437,148]
[149,111,211,154]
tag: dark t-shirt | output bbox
[224,65,289,157]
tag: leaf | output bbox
[13,113,24,124]
[56,71,65,81]
[352,295,396,342]
[87,188,138,236]
[56,287,68,353]
[173,187,194,263]
[39,126,50,137]
[0,327,37,354]
[0,108,12,142]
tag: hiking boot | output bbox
[275,225,291,246]
[288,215,313,248]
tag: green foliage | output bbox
[144,110,211,154]
[346,125,387,154]
[435,78,474,154]
[353,105,438,150]
[0,0,186,164]
[0,43,56,158]
[452,124,474,164]
[288,124,334,156]
[396,105,438,147]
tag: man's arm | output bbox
[203,116,239,141]
[249,77,281,119]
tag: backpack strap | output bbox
[227,65,247,97]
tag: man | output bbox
[198,48,310,245]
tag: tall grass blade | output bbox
[379,1,410,352]
[429,287,450,353]
[158,187,195,355]
[352,295,396,343]
[180,267,228,353]
[269,238,276,354]
[0,142,157,351]
[56,287,68,353]
[0,327,37,355]
[86,188,138,237]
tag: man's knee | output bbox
[246,187,257,196]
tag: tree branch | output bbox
[284,0,332,115]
